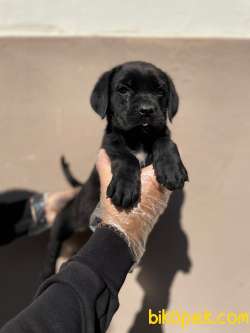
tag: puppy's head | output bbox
[90,61,179,131]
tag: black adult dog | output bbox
[43,61,188,279]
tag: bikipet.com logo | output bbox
[148,309,249,329]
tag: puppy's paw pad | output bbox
[107,176,140,208]
[155,161,188,190]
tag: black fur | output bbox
[61,156,83,187]
[42,61,188,279]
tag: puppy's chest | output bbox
[130,147,151,167]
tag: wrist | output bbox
[101,212,147,265]
[29,193,51,235]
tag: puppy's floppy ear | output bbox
[90,69,113,119]
[167,75,179,122]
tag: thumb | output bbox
[96,149,112,189]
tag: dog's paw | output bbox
[154,159,188,191]
[107,175,140,208]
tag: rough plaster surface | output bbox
[0,1,250,37]
[0,38,249,332]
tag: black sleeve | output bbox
[0,190,35,245]
[0,227,133,333]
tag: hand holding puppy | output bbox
[95,149,171,264]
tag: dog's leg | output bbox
[42,167,100,280]
[153,136,188,190]
[55,230,92,272]
[42,238,63,281]
[42,208,73,280]
[103,133,141,208]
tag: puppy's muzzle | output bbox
[138,102,156,115]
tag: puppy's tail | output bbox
[60,156,83,187]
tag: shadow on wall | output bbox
[129,190,192,333]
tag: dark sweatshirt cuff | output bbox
[74,226,134,292]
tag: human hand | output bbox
[44,189,79,225]
[95,149,171,264]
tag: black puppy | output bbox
[43,61,188,279]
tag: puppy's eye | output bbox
[156,87,165,96]
[117,85,130,94]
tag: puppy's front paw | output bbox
[154,159,188,191]
[107,175,140,208]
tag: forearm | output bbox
[1,227,133,333]
[0,189,76,245]
[0,191,36,245]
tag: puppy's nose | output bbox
[138,104,155,116]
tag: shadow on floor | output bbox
[128,190,192,333]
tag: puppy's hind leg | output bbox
[55,230,92,272]
[41,207,74,281]
[42,167,100,281]
[42,238,62,281]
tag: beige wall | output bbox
[0,38,250,331]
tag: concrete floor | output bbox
[0,38,250,332]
